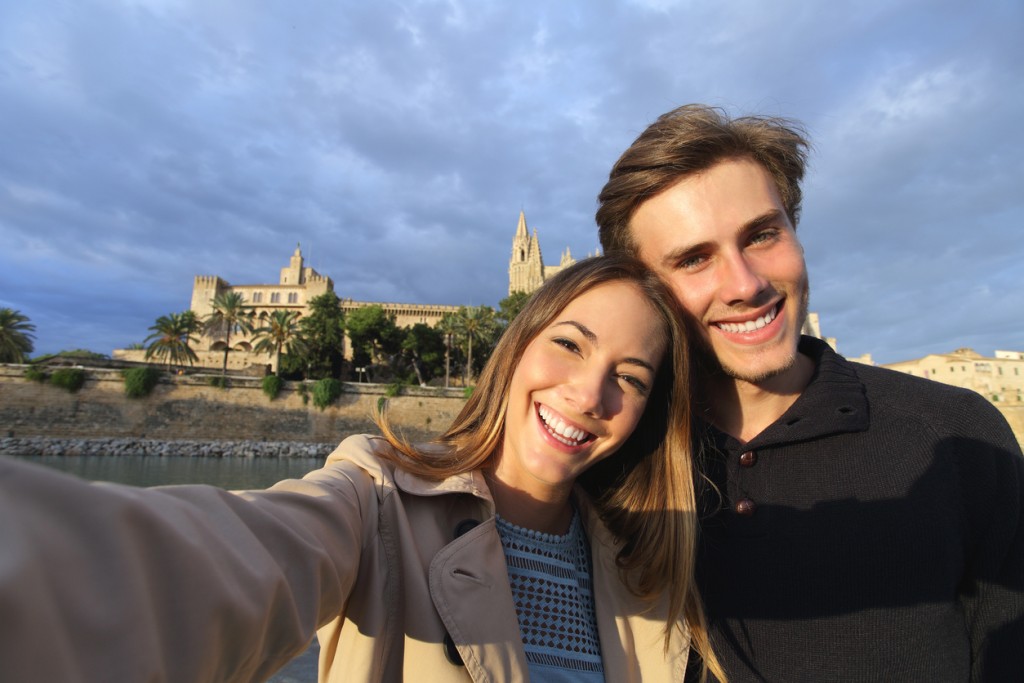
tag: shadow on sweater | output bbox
[693,434,1024,682]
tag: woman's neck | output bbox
[484,470,574,535]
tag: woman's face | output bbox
[494,280,667,501]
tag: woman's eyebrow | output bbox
[553,320,596,343]
[552,320,657,373]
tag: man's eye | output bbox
[676,254,707,270]
[750,228,780,245]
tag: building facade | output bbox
[883,348,1024,404]
[115,245,458,373]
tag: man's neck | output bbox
[706,352,816,444]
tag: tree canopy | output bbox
[144,312,199,370]
[297,292,346,379]
[252,310,307,374]
[203,292,253,375]
[346,305,402,381]
[497,290,531,328]
[0,308,36,363]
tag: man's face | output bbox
[630,158,809,385]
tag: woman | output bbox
[0,256,724,682]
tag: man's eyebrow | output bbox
[742,209,786,233]
[658,209,786,268]
[552,321,657,373]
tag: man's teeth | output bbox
[537,405,589,446]
[717,306,777,334]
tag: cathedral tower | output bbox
[507,211,576,295]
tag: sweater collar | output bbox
[706,336,870,450]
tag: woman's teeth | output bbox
[537,404,589,446]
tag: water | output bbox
[24,453,327,683]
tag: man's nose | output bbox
[719,253,768,304]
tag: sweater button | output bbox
[735,498,757,516]
[739,450,757,467]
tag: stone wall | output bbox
[4,365,1020,450]
[0,365,467,445]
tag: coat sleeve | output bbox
[0,447,380,683]
[951,395,1024,682]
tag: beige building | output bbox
[883,348,1024,405]
[116,245,457,373]
[508,211,579,295]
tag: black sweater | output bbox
[691,337,1024,682]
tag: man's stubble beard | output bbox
[702,279,811,385]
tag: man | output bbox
[596,104,1024,682]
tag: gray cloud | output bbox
[1,0,1021,365]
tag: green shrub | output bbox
[262,374,282,400]
[296,382,310,405]
[123,367,162,398]
[312,378,342,410]
[463,386,475,399]
[385,381,403,398]
[25,366,47,383]
[49,368,86,393]
[207,376,228,389]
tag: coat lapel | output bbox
[583,501,690,683]
[429,518,528,683]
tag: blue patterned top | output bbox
[495,511,605,683]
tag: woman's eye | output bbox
[618,374,649,394]
[553,337,580,353]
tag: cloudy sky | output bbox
[2,0,1021,365]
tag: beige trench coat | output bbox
[0,435,689,682]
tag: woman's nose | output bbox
[565,368,606,418]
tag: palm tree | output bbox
[144,312,199,370]
[252,310,307,373]
[203,292,253,375]
[437,312,459,388]
[176,310,202,365]
[454,305,497,385]
[0,308,36,363]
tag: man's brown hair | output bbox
[597,104,811,255]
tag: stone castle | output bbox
[114,213,556,372]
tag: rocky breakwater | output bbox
[0,436,338,459]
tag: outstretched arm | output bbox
[0,454,376,683]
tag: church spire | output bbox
[515,210,528,239]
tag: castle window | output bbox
[252,292,262,303]
[270,292,281,304]
[287,292,298,304]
